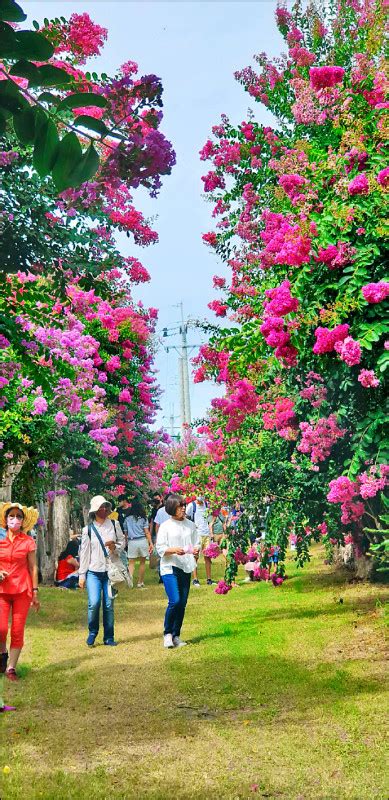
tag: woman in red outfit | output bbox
[0,502,40,680]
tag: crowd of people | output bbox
[0,490,275,706]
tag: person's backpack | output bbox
[186,501,196,521]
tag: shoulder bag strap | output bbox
[90,522,109,558]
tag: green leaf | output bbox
[13,105,39,144]
[32,19,39,30]
[33,117,59,177]
[52,132,83,192]
[0,78,26,113]
[57,92,108,111]
[0,108,6,133]
[0,0,26,22]
[69,143,100,186]
[38,91,60,105]
[0,20,18,56]
[30,64,72,88]
[14,30,54,60]
[72,114,109,137]
[9,58,39,82]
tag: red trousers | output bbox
[0,591,31,649]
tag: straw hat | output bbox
[0,502,39,533]
[89,495,112,515]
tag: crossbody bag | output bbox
[88,522,133,588]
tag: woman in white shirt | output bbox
[79,495,125,647]
[156,494,200,648]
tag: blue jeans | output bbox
[162,567,191,637]
[56,575,79,589]
[86,571,114,642]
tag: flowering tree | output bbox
[0,7,174,572]
[192,0,388,582]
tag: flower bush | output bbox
[177,0,389,581]
[0,8,174,512]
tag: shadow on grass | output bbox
[7,636,385,737]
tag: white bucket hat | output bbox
[89,495,112,514]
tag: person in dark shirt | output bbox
[148,492,162,544]
[117,495,134,539]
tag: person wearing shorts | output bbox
[124,499,153,589]
[186,496,215,587]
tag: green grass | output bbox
[1,547,388,800]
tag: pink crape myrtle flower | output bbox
[215,580,232,595]
[309,66,345,90]
[208,299,228,317]
[313,324,349,354]
[361,282,389,304]
[334,336,362,366]
[31,396,48,415]
[358,369,380,388]
[55,411,68,426]
[347,173,369,195]
[376,167,389,187]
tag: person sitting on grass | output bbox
[55,536,80,589]
[156,494,200,649]
[123,499,153,589]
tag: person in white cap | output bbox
[79,495,125,647]
[186,496,215,587]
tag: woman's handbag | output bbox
[149,548,159,570]
[88,523,133,588]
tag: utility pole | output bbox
[179,355,186,432]
[169,405,175,439]
[179,302,191,427]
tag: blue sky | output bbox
[26,1,283,430]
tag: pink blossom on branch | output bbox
[309,66,345,90]
[334,336,362,366]
[361,282,389,304]
[347,173,369,196]
[358,369,380,388]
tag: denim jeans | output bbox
[161,567,191,637]
[86,570,114,642]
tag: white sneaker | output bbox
[172,636,187,647]
[137,583,146,589]
[163,634,174,648]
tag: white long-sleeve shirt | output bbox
[79,518,125,578]
[156,518,200,576]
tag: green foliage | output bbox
[0,0,105,187]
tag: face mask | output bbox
[7,516,23,531]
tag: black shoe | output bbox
[104,640,118,646]
[86,634,96,647]
[0,651,8,674]
[206,579,216,585]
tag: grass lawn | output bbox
[0,546,388,800]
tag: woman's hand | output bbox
[79,578,86,590]
[175,547,186,555]
[193,547,200,557]
[148,543,154,555]
[105,540,116,554]
[31,594,40,612]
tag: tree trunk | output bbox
[354,553,374,580]
[0,458,27,502]
[36,494,71,583]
